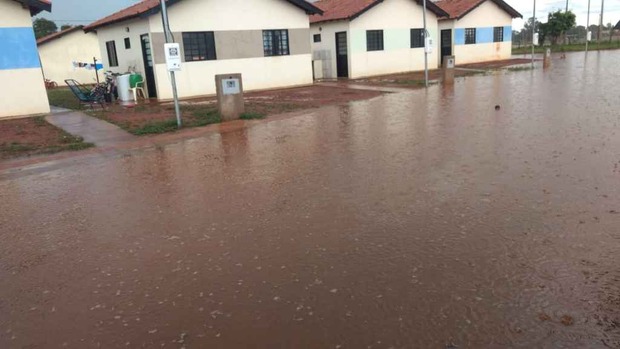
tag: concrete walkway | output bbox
[46,107,135,147]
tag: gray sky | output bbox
[39,0,620,31]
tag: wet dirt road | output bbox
[2,51,620,348]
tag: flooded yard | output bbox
[1,51,620,348]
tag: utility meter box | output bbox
[442,55,455,84]
[587,31,592,41]
[164,43,181,72]
[425,37,433,54]
[533,33,539,46]
[215,73,244,121]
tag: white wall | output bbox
[310,21,350,79]
[148,0,314,99]
[154,55,313,100]
[39,30,102,86]
[0,1,49,118]
[453,1,513,64]
[348,0,439,78]
[454,1,512,28]
[95,18,150,77]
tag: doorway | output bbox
[335,31,348,78]
[440,29,452,65]
[140,34,157,98]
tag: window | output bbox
[493,26,504,42]
[366,30,384,51]
[182,32,216,61]
[411,28,424,48]
[313,34,321,43]
[106,41,118,67]
[124,37,131,49]
[263,30,289,56]
[465,28,476,45]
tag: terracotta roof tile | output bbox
[433,0,521,20]
[311,0,448,24]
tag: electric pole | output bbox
[531,0,536,68]
[160,0,182,128]
[586,0,591,52]
[422,0,428,88]
[598,0,605,42]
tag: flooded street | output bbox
[2,51,620,348]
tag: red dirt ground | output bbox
[0,117,92,160]
[90,85,384,133]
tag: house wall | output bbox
[452,1,513,64]
[0,1,49,118]
[310,21,350,79]
[38,30,102,86]
[147,0,314,100]
[347,0,439,79]
[94,18,151,87]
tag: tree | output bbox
[520,17,542,45]
[33,18,57,39]
[60,24,72,31]
[540,10,576,45]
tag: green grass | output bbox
[130,119,180,135]
[506,66,534,72]
[239,111,266,120]
[125,106,222,135]
[513,41,620,54]
[47,87,85,110]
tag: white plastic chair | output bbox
[130,77,146,101]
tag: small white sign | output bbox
[164,43,181,72]
[447,57,455,68]
[425,37,433,54]
[222,78,240,95]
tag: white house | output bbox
[433,0,522,65]
[0,0,51,118]
[84,0,322,101]
[37,26,103,86]
[309,0,448,80]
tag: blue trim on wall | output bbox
[454,28,465,45]
[476,27,494,44]
[0,27,41,70]
[503,26,512,42]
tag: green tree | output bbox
[520,17,542,45]
[60,24,72,31]
[33,18,57,39]
[540,10,576,45]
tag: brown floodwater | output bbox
[2,51,620,348]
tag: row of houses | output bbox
[1,0,521,119]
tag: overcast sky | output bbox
[39,0,620,31]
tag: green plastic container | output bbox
[129,74,143,88]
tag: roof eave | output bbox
[287,0,323,15]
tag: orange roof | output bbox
[311,0,448,24]
[85,0,322,32]
[37,26,84,45]
[434,0,521,20]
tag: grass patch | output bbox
[47,87,85,110]
[513,41,620,54]
[506,66,534,72]
[130,119,180,135]
[240,111,266,120]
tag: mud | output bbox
[1,51,620,348]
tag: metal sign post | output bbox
[160,0,182,128]
[422,0,429,88]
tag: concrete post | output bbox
[543,48,551,69]
[442,56,456,84]
[215,73,245,121]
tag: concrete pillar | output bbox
[215,73,245,121]
[442,56,456,84]
[543,48,551,69]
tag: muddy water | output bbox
[2,51,620,348]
